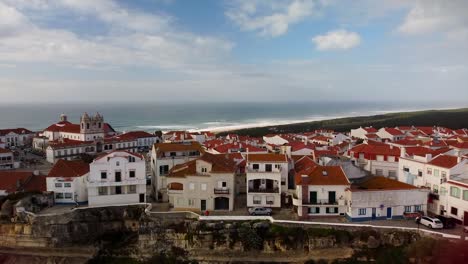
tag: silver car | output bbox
[416,216,444,229]
[248,207,272,216]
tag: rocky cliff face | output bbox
[0,206,450,263]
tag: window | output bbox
[64,183,71,188]
[55,183,63,188]
[403,167,409,172]
[375,169,383,176]
[388,170,397,178]
[115,186,122,195]
[253,196,261,204]
[170,152,176,157]
[434,169,439,177]
[418,170,423,177]
[98,187,108,195]
[438,187,446,196]
[326,207,338,214]
[442,171,447,178]
[463,190,468,201]
[128,156,135,162]
[129,170,136,178]
[188,199,195,206]
[55,193,64,199]
[101,171,107,179]
[128,185,136,194]
[433,184,439,194]
[358,208,366,215]
[308,207,320,214]
[65,193,72,199]
[201,183,207,191]
[404,206,412,213]
[159,165,169,176]
[116,161,120,166]
[189,182,195,190]
[201,167,207,173]
[275,164,281,169]
[221,181,227,188]
[450,186,461,198]
[252,164,259,170]
[265,164,272,172]
[266,196,274,205]
[115,171,122,182]
[427,168,432,175]
[414,205,421,212]
[451,207,458,216]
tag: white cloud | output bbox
[0,0,233,71]
[312,30,361,51]
[225,0,328,37]
[398,0,468,35]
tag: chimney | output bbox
[322,170,328,176]
[400,147,406,158]
[425,153,432,161]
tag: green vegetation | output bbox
[220,108,468,137]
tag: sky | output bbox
[0,0,468,103]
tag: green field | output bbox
[219,108,468,137]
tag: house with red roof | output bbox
[0,128,35,148]
[47,159,90,204]
[246,153,289,208]
[347,143,401,178]
[88,150,146,206]
[0,171,46,196]
[114,131,160,150]
[350,126,378,140]
[345,176,429,221]
[151,142,204,201]
[399,151,467,219]
[166,153,238,212]
[377,128,405,142]
[211,142,267,154]
[292,155,350,218]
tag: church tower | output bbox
[80,112,105,137]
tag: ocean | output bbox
[0,101,466,133]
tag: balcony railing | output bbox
[248,187,279,193]
[214,188,230,194]
[306,199,338,205]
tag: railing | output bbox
[87,179,146,187]
[214,188,229,194]
[247,169,281,173]
[248,187,279,193]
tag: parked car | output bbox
[435,215,457,229]
[415,216,444,229]
[248,207,272,216]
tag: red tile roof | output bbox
[115,131,156,140]
[295,165,349,186]
[350,143,400,156]
[353,176,418,191]
[428,155,460,169]
[49,138,94,149]
[0,128,34,136]
[0,171,34,193]
[154,142,204,154]
[392,138,423,146]
[383,128,404,136]
[364,127,378,133]
[168,153,237,177]
[23,175,47,192]
[48,159,90,178]
[246,153,287,162]
[44,121,80,133]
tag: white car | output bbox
[248,207,272,216]
[416,216,444,229]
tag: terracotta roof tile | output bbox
[353,176,418,191]
[428,155,460,169]
[246,153,287,162]
[48,159,90,178]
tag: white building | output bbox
[0,148,15,170]
[263,135,289,146]
[246,153,289,208]
[115,131,161,150]
[399,152,466,217]
[292,156,350,218]
[376,128,406,142]
[348,143,401,178]
[0,128,35,148]
[87,151,146,206]
[166,153,237,212]
[345,176,429,221]
[150,142,203,200]
[444,169,468,225]
[46,159,89,204]
[350,127,378,140]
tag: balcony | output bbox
[248,187,279,193]
[214,187,230,195]
[87,179,146,187]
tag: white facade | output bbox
[263,135,289,146]
[46,175,88,204]
[350,127,376,139]
[0,129,35,148]
[246,159,289,208]
[167,160,235,211]
[345,188,429,221]
[0,150,15,170]
[294,184,348,217]
[87,151,146,206]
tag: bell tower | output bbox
[80,112,90,134]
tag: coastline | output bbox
[213,107,468,136]
[203,106,467,134]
